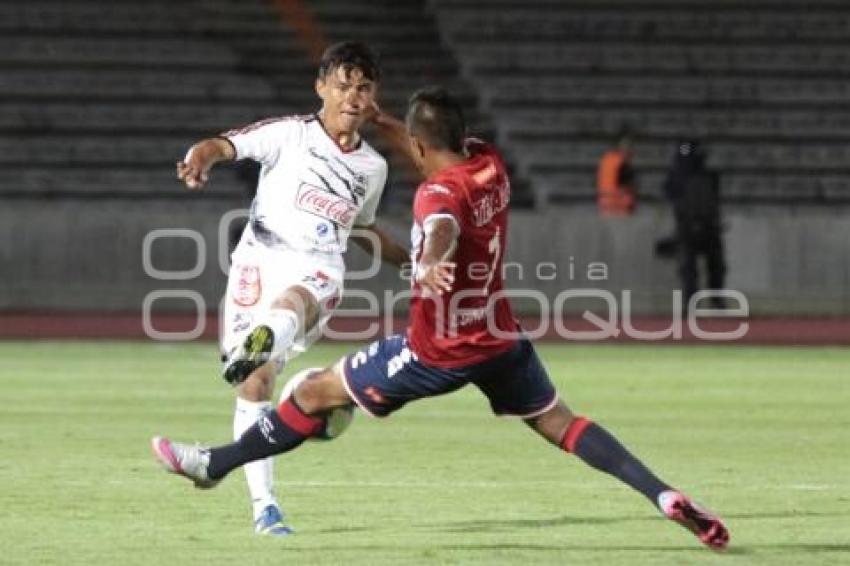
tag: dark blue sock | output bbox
[207,399,322,480]
[563,417,671,506]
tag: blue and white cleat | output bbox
[255,504,294,536]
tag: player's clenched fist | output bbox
[176,159,209,190]
[176,138,235,190]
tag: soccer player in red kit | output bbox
[152,88,729,550]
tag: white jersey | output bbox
[223,114,387,256]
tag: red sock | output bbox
[277,398,324,437]
[560,416,592,453]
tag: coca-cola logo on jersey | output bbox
[295,183,357,228]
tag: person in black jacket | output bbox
[663,141,726,311]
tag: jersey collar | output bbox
[313,112,363,154]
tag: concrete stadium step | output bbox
[0,135,195,166]
[485,75,850,106]
[0,88,481,135]
[0,2,191,34]
[233,39,458,76]
[0,0,297,37]
[529,170,850,202]
[433,5,850,42]
[434,0,848,6]
[515,138,850,171]
[0,69,281,101]
[205,0,425,21]
[304,0,426,19]
[497,109,850,140]
[0,102,283,133]
[0,166,247,195]
[0,132,455,174]
[0,37,240,68]
[462,43,850,76]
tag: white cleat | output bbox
[150,436,220,489]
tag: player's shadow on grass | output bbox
[746,543,850,554]
[310,525,373,535]
[711,543,850,558]
[423,517,850,557]
[724,510,850,520]
[419,514,658,533]
[422,508,850,535]
[416,542,849,556]
[437,542,715,553]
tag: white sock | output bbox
[234,397,278,521]
[257,309,299,362]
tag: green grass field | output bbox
[1,341,849,565]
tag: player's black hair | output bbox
[406,87,466,153]
[673,139,706,170]
[317,41,381,82]
[678,139,702,158]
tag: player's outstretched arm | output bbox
[367,104,421,177]
[352,224,410,269]
[416,216,458,296]
[176,137,235,190]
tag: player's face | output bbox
[316,66,377,133]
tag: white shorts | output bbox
[221,233,344,371]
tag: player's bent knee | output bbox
[272,286,320,329]
[293,365,350,416]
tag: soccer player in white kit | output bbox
[175,42,407,535]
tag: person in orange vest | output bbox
[597,130,637,216]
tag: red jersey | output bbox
[407,140,519,368]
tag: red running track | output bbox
[0,312,848,345]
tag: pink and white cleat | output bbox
[658,490,730,550]
[151,436,220,489]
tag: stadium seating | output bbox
[5,0,847,206]
[0,0,298,198]
[429,0,850,204]
[0,0,530,205]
